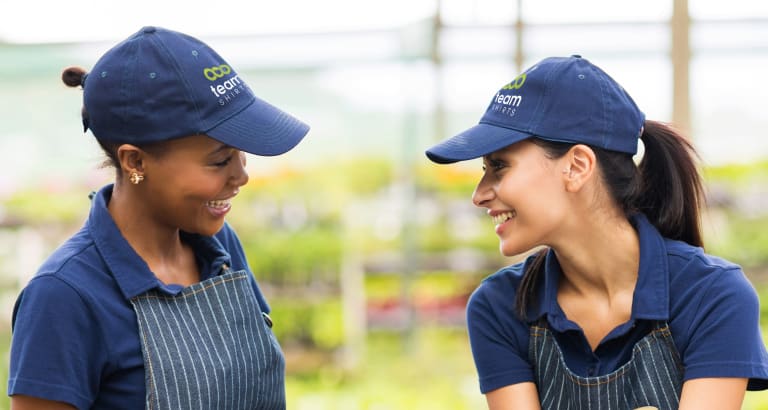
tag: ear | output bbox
[562,144,597,192]
[115,144,146,178]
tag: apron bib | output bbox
[131,269,285,410]
[529,320,683,410]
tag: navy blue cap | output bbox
[82,26,309,156]
[426,55,644,163]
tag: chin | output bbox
[500,248,519,257]
[499,241,533,258]
[192,221,226,237]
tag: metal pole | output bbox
[515,0,525,73]
[671,0,692,136]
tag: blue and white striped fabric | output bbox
[529,321,683,410]
[131,270,285,410]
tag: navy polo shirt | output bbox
[8,184,272,409]
[467,213,768,394]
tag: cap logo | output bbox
[206,63,248,106]
[494,72,527,108]
[203,64,232,81]
[500,73,527,90]
[491,72,528,118]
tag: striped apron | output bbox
[529,320,683,410]
[130,269,285,410]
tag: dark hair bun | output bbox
[62,66,87,88]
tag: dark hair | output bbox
[94,140,170,171]
[515,120,705,318]
[62,66,168,171]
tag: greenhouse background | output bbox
[1,0,767,408]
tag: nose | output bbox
[232,151,249,187]
[472,173,494,208]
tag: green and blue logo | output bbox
[203,64,232,81]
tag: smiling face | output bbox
[472,140,571,257]
[139,134,249,237]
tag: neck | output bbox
[553,213,640,299]
[108,182,186,266]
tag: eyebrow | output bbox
[208,143,233,156]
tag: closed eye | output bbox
[213,155,233,167]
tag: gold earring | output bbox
[129,172,144,185]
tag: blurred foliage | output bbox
[703,160,768,268]
[703,159,768,186]
[239,227,343,286]
[270,297,344,350]
[285,327,486,410]
[366,271,479,300]
[1,188,91,225]
[245,157,394,201]
[417,162,479,196]
[707,213,768,268]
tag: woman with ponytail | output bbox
[426,55,768,410]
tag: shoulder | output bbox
[665,238,741,273]
[665,238,754,305]
[664,240,768,382]
[16,224,128,331]
[33,226,103,288]
[467,261,528,334]
[470,263,525,306]
[15,227,115,328]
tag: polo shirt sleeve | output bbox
[9,275,106,409]
[680,266,768,389]
[466,276,534,394]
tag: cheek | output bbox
[173,169,226,194]
[508,174,565,215]
[151,174,224,210]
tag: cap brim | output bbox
[206,96,310,156]
[425,123,532,164]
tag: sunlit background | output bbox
[1,0,767,409]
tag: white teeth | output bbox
[492,211,516,225]
[206,199,231,209]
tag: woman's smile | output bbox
[205,189,239,217]
[205,198,232,217]
[490,210,516,235]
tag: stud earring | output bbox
[129,172,144,185]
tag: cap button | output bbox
[142,26,157,34]
[571,54,582,58]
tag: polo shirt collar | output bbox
[87,184,232,300]
[529,213,670,326]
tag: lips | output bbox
[205,191,238,217]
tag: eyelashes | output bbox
[213,155,234,167]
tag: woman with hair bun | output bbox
[9,26,309,410]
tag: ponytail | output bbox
[514,120,705,318]
[636,120,705,247]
